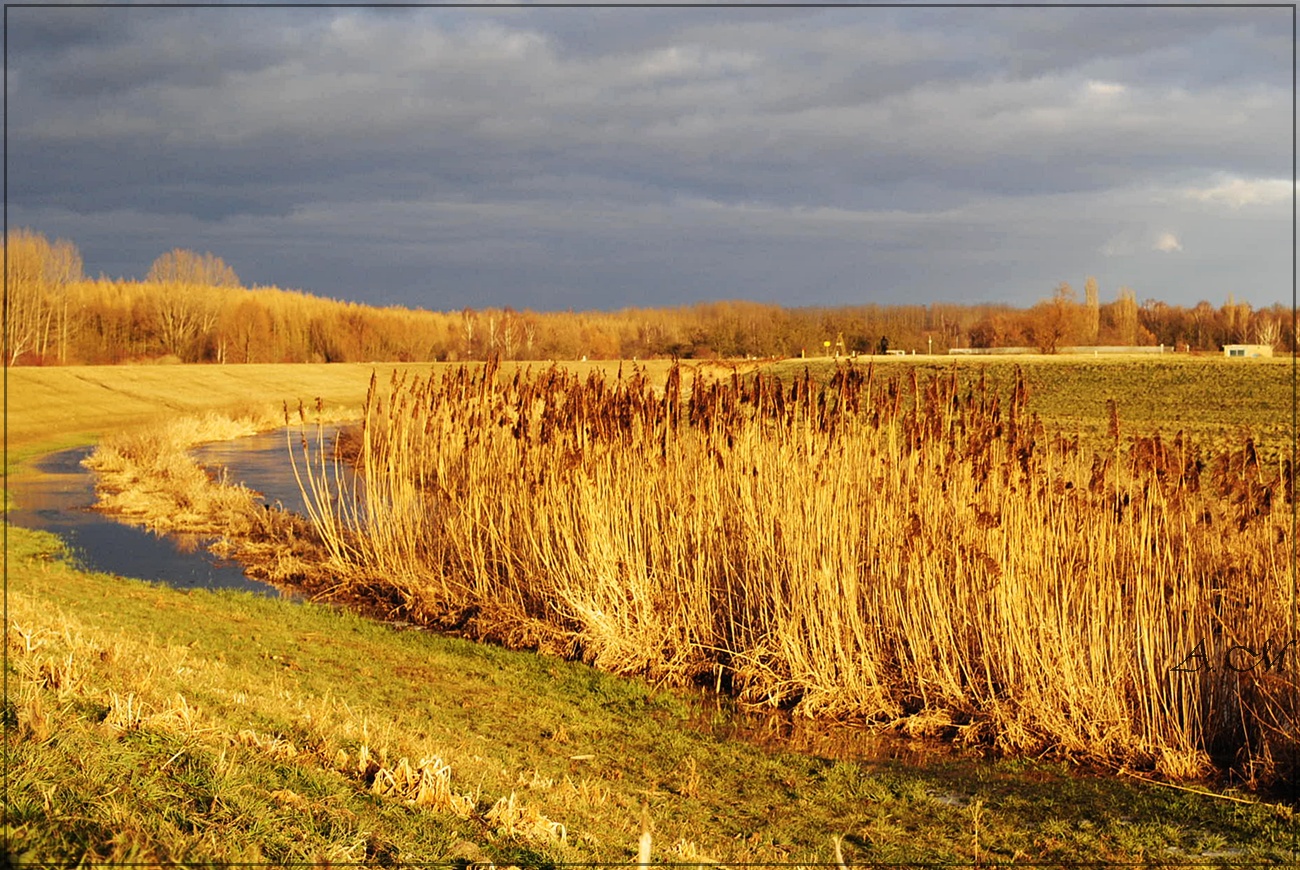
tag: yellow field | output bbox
[2,360,703,456]
[3,363,416,455]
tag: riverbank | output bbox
[9,524,1297,864]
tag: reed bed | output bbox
[294,359,1296,782]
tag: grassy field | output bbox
[5,359,1299,864]
[4,362,438,459]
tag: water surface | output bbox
[8,446,282,596]
[9,425,351,599]
[191,425,345,519]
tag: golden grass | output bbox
[67,361,683,594]
[86,411,274,532]
[296,359,1297,782]
[3,360,685,455]
[2,362,429,454]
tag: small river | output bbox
[7,426,343,599]
[9,424,987,771]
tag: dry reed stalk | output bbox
[293,361,1296,782]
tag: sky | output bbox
[5,4,1294,312]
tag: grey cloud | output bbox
[13,167,1290,311]
[9,8,298,100]
[959,7,1286,84]
[5,6,1291,310]
[6,6,135,54]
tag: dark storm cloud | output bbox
[5,6,134,55]
[8,7,292,98]
[5,5,1291,309]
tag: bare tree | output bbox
[4,230,83,365]
[1083,276,1100,345]
[461,307,477,358]
[147,248,240,287]
[47,239,84,363]
[5,230,48,364]
[1114,287,1139,346]
[145,249,236,360]
[1254,315,1280,350]
[500,307,518,360]
[154,290,201,359]
[1028,282,1084,354]
[521,313,538,359]
[1222,295,1253,344]
[1190,300,1215,349]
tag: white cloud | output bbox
[1102,222,1185,256]
[1085,79,1126,98]
[1185,176,1293,208]
[632,44,756,80]
[1153,231,1183,253]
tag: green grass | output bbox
[7,526,1298,865]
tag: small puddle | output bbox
[680,686,979,769]
[7,425,351,599]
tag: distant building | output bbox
[1223,344,1273,358]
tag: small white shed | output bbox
[1223,344,1273,358]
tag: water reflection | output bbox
[191,425,345,519]
[8,446,284,597]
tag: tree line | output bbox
[3,229,1292,366]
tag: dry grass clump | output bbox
[86,409,279,533]
[296,359,1296,783]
